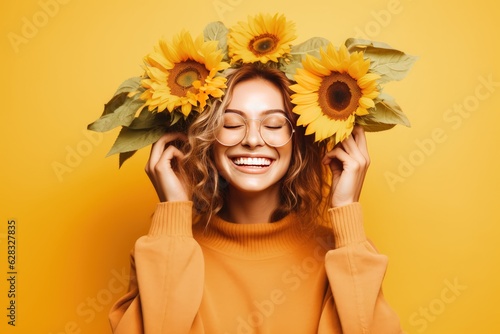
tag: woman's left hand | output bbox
[322,125,370,208]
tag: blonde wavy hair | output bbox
[181,64,330,225]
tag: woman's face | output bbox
[213,78,293,196]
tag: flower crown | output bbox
[88,13,416,166]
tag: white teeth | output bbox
[233,157,272,166]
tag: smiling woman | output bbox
[182,65,321,224]
[108,62,404,333]
[212,75,293,220]
[97,12,413,334]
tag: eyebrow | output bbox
[224,108,286,116]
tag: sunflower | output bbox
[290,43,380,144]
[140,30,230,116]
[228,13,297,64]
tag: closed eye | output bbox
[223,124,245,129]
[263,125,284,130]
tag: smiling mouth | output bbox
[232,157,273,167]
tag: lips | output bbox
[232,157,272,167]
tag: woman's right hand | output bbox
[145,133,189,202]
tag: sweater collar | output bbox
[192,214,314,258]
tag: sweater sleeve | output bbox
[319,203,403,334]
[108,201,204,334]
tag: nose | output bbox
[241,119,265,148]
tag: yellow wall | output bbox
[1,0,499,333]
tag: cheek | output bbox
[213,144,228,175]
[278,144,293,173]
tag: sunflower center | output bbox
[168,60,209,96]
[250,34,278,55]
[328,81,351,110]
[318,72,362,121]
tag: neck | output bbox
[220,186,280,224]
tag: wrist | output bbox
[328,203,365,247]
[331,196,356,208]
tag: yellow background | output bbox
[1,0,499,333]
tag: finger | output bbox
[146,133,187,174]
[350,126,370,163]
[338,136,370,175]
[322,146,356,172]
[350,126,370,193]
[149,145,187,202]
[340,134,365,160]
[322,145,341,165]
[351,125,365,145]
[326,142,367,194]
[153,145,185,176]
[340,131,369,201]
[325,148,359,201]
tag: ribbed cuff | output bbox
[328,202,366,248]
[149,201,193,237]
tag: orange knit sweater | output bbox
[109,201,402,333]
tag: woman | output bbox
[108,64,403,333]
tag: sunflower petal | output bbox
[359,96,375,109]
[291,92,319,104]
[355,107,370,116]
[358,72,381,89]
[296,105,322,125]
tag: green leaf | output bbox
[113,77,142,96]
[204,21,229,53]
[100,92,128,117]
[93,78,142,119]
[345,38,394,51]
[88,95,145,132]
[128,108,169,130]
[280,57,301,81]
[106,127,165,156]
[281,37,330,80]
[119,150,137,168]
[345,38,417,84]
[88,77,145,132]
[291,37,330,57]
[356,93,411,132]
[357,120,397,132]
[170,111,183,126]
